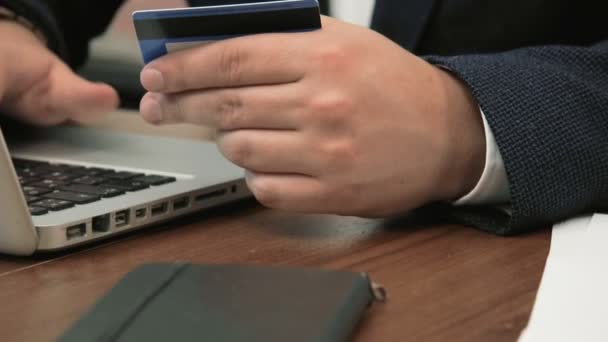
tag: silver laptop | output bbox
[0,124,250,256]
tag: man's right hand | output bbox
[0,21,118,125]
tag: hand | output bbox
[0,21,118,125]
[139,16,485,217]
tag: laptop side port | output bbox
[66,223,86,240]
[134,207,147,220]
[151,202,168,217]
[172,197,190,211]
[92,214,111,232]
[194,189,227,203]
[114,210,130,228]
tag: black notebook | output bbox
[59,263,385,342]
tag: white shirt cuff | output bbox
[454,108,511,205]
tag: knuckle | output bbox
[215,91,244,129]
[307,92,353,126]
[219,45,245,84]
[248,178,281,208]
[332,183,372,216]
[320,140,357,170]
[160,61,188,91]
[314,45,348,69]
[161,94,183,120]
[312,92,352,114]
[220,135,253,167]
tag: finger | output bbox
[217,130,321,175]
[246,171,334,213]
[140,33,308,93]
[140,84,303,129]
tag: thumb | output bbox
[11,62,120,126]
[0,20,119,125]
[47,63,120,125]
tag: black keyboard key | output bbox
[72,176,104,185]
[31,165,70,175]
[67,169,92,177]
[19,176,41,186]
[16,169,47,178]
[134,175,177,186]
[63,168,90,177]
[22,186,53,197]
[34,163,83,171]
[59,184,125,198]
[29,206,49,216]
[43,191,101,205]
[12,159,49,169]
[84,168,114,177]
[35,166,88,180]
[101,180,149,192]
[25,195,42,204]
[32,198,74,211]
[43,171,80,182]
[29,180,70,189]
[56,163,87,171]
[28,164,54,172]
[105,171,145,181]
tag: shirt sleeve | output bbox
[454,108,511,205]
[4,0,124,68]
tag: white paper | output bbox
[519,214,608,342]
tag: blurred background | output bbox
[80,0,374,109]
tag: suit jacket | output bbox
[6,0,608,234]
[372,0,608,234]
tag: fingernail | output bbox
[141,68,165,92]
[140,93,163,123]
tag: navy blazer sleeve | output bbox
[39,0,124,67]
[1,0,124,67]
[425,41,608,234]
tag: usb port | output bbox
[114,210,130,228]
[134,208,147,220]
[151,202,168,217]
[173,197,190,210]
[92,214,111,232]
[66,223,86,240]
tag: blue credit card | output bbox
[133,0,321,64]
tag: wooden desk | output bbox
[0,112,551,342]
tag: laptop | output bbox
[0,122,250,256]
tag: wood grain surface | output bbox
[0,200,550,342]
[0,112,551,341]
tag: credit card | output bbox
[133,0,321,64]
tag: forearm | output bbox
[0,20,47,105]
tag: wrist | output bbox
[0,20,49,105]
[0,5,46,44]
[0,19,44,45]
[433,67,486,202]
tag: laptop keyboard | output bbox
[12,158,177,216]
